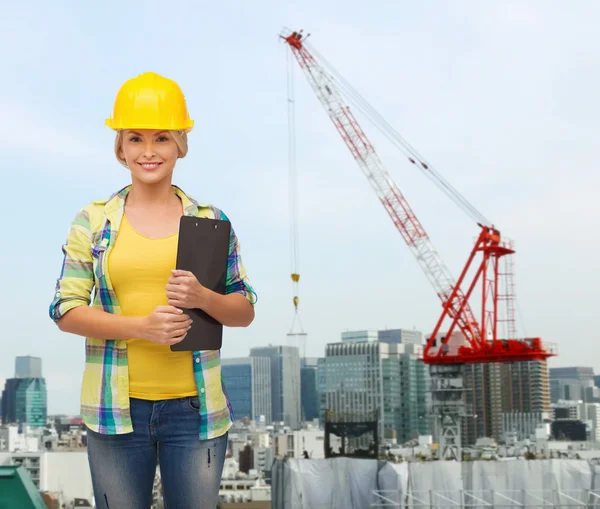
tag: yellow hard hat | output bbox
[106,72,194,132]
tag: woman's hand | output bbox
[166,270,255,328]
[166,270,206,309]
[140,305,192,345]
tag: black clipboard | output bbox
[170,215,231,352]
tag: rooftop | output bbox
[0,465,47,509]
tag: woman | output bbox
[49,71,257,509]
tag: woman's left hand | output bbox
[166,270,207,310]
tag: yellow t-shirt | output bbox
[108,214,197,400]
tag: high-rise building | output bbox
[15,356,42,379]
[1,378,47,428]
[322,329,430,444]
[1,379,21,424]
[317,358,327,423]
[250,345,301,429]
[15,379,47,427]
[550,367,596,404]
[221,357,271,424]
[300,358,321,422]
[1,357,47,428]
[463,360,550,444]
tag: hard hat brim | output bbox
[105,118,194,133]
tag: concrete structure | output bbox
[501,411,547,442]
[587,403,600,441]
[250,346,301,429]
[586,403,600,442]
[0,426,41,453]
[551,400,600,441]
[219,477,271,507]
[0,450,93,503]
[272,428,334,459]
[322,329,430,445]
[15,357,43,379]
[463,360,550,445]
[377,328,423,346]
[552,400,584,421]
[222,357,272,424]
[253,446,275,474]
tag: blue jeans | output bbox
[86,397,228,509]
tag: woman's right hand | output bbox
[140,306,192,345]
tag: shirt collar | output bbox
[101,184,207,221]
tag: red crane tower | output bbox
[282,29,556,459]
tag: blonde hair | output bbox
[114,130,189,167]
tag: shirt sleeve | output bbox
[49,207,95,322]
[219,210,257,305]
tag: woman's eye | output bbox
[128,136,141,142]
[157,136,169,142]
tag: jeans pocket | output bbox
[187,396,201,412]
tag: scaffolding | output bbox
[371,489,600,508]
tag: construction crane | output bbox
[282,29,557,460]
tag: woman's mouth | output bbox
[138,162,162,171]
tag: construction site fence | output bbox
[271,457,600,509]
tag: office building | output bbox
[1,378,47,428]
[317,358,327,423]
[377,328,423,346]
[300,358,321,422]
[587,403,600,441]
[322,329,430,444]
[550,367,596,404]
[1,379,21,424]
[550,400,600,441]
[221,357,271,424]
[250,345,301,429]
[15,379,47,428]
[1,357,47,428]
[15,357,43,379]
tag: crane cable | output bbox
[287,47,304,334]
[305,42,491,227]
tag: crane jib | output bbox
[282,30,556,364]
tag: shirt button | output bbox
[195,358,200,364]
[200,388,205,393]
[55,292,60,298]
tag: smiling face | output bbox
[118,129,182,185]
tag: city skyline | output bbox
[1,2,598,414]
[7,328,596,419]
[4,328,600,415]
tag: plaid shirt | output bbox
[49,185,256,439]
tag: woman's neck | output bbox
[126,179,178,209]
